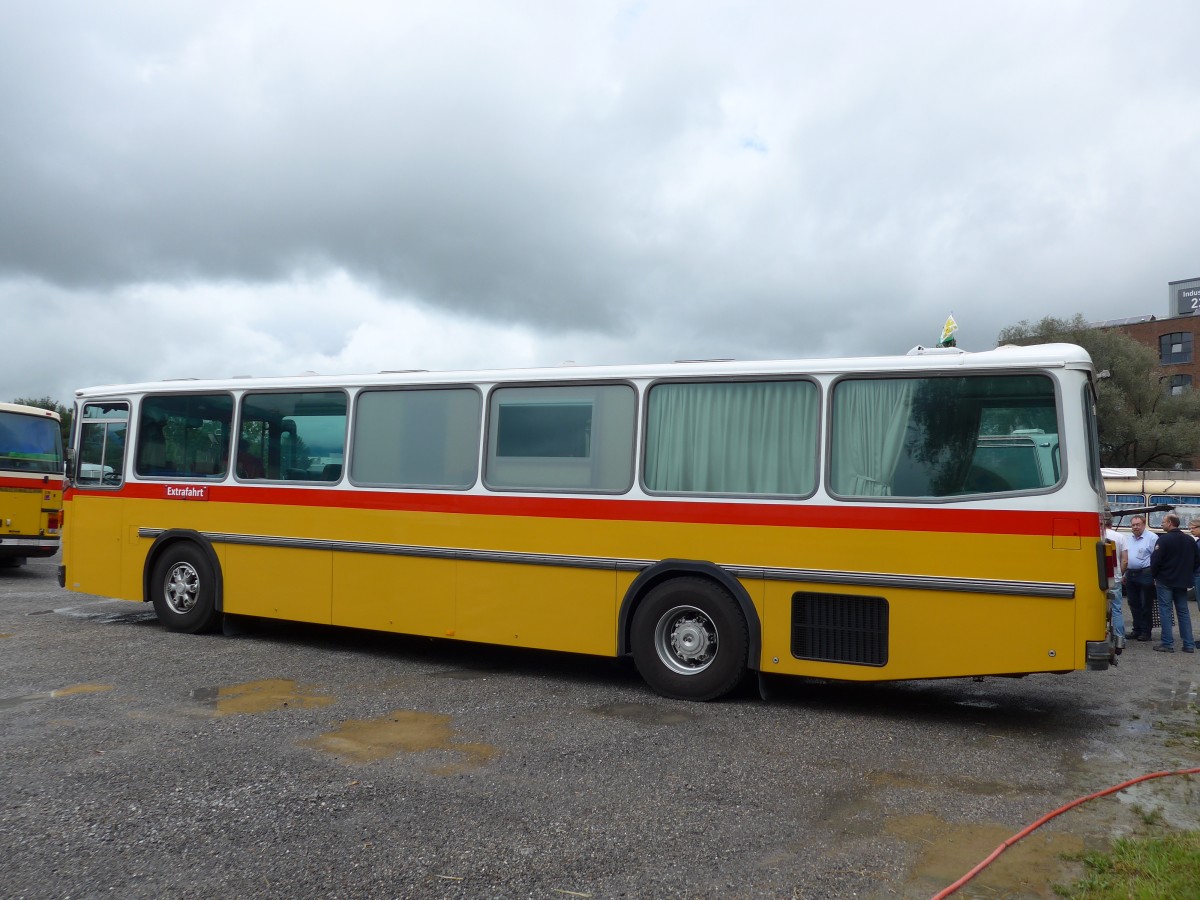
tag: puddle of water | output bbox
[1114,776,1200,832]
[868,771,1017,798]
[0,695,40,710]
[192,678,334,716]
[302,709,496,773]
[888,812,1084,898]
[1148,680,1199,712]
[51,683,113,698]
[590,703,696,726]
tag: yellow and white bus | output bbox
[1103,468,1200,530]
[60,343,1114,699]
[0,401,65,567]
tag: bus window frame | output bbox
[348,383,484,491]
[234,388,351,484]
[133,392,235,481]
[639,374,822,500]
[74,400,129,489]
[481,379,638,495]
[823,369,1067,503]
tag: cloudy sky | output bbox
[3,1,1198,405]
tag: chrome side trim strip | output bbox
[0,536,59,550]
[138,528,1074,598]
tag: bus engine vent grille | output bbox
[790,592,889,666]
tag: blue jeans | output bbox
[1156,584,1195,650]
[1109,582,1126,641]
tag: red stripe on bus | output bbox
[0,474,64,489]
[68,482,1098,537]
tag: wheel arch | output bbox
[143,529,224,612]
[619,559,761,671]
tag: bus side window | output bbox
[136,394,233,479]
[239,391,348,482]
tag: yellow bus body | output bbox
[63,491,1106,681]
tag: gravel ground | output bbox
[2,555,1198,899]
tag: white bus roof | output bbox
[73,342,1095,397]
[0,401,61,420]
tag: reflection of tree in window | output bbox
[903,378,985,496]
[904,375,1056,496]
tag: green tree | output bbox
[12,396,72,448]
[998,314,1200,467]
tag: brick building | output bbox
[1093,276,1200,394]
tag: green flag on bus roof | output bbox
[938,313,958,347]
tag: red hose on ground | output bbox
[931,766,1200,899]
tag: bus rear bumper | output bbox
[1086,639,1114,671]
[0,536,59,558]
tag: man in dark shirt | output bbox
[1150,513,1198,652]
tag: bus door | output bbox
[67,401,130,598]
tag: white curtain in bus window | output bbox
[830,374,1059,498]
[643,380,819,495]
[239,392,348,481]
[351,388,481,488]
[484,384,636,492]
[827,380,914,497]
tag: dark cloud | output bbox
[3,1,1199,405]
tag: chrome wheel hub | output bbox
[164,562,200,615]
[655,605,718,675]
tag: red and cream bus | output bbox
[1104,468,1200,530]
[0,401,65,567]
[60,343,1114,699]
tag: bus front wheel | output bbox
[631,577,748,701]
[150,543,220,634]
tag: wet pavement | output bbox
[1,556,1198,898]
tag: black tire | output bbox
[630,576,749,701]
[150,543,220,634]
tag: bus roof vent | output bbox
[906,346,967,356]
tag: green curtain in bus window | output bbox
[644,380,818,495]
[829,380,915,496]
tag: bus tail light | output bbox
[47,510,62,531]
[1097,539,1115,590]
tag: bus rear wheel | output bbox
[631,577,748,701]
[150,543,220,634]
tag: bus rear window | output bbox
[829,373,1060,498]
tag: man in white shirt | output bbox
[1104,512,1128,651]
[1124,514,1158,641]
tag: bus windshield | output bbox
[0,409,63,474]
